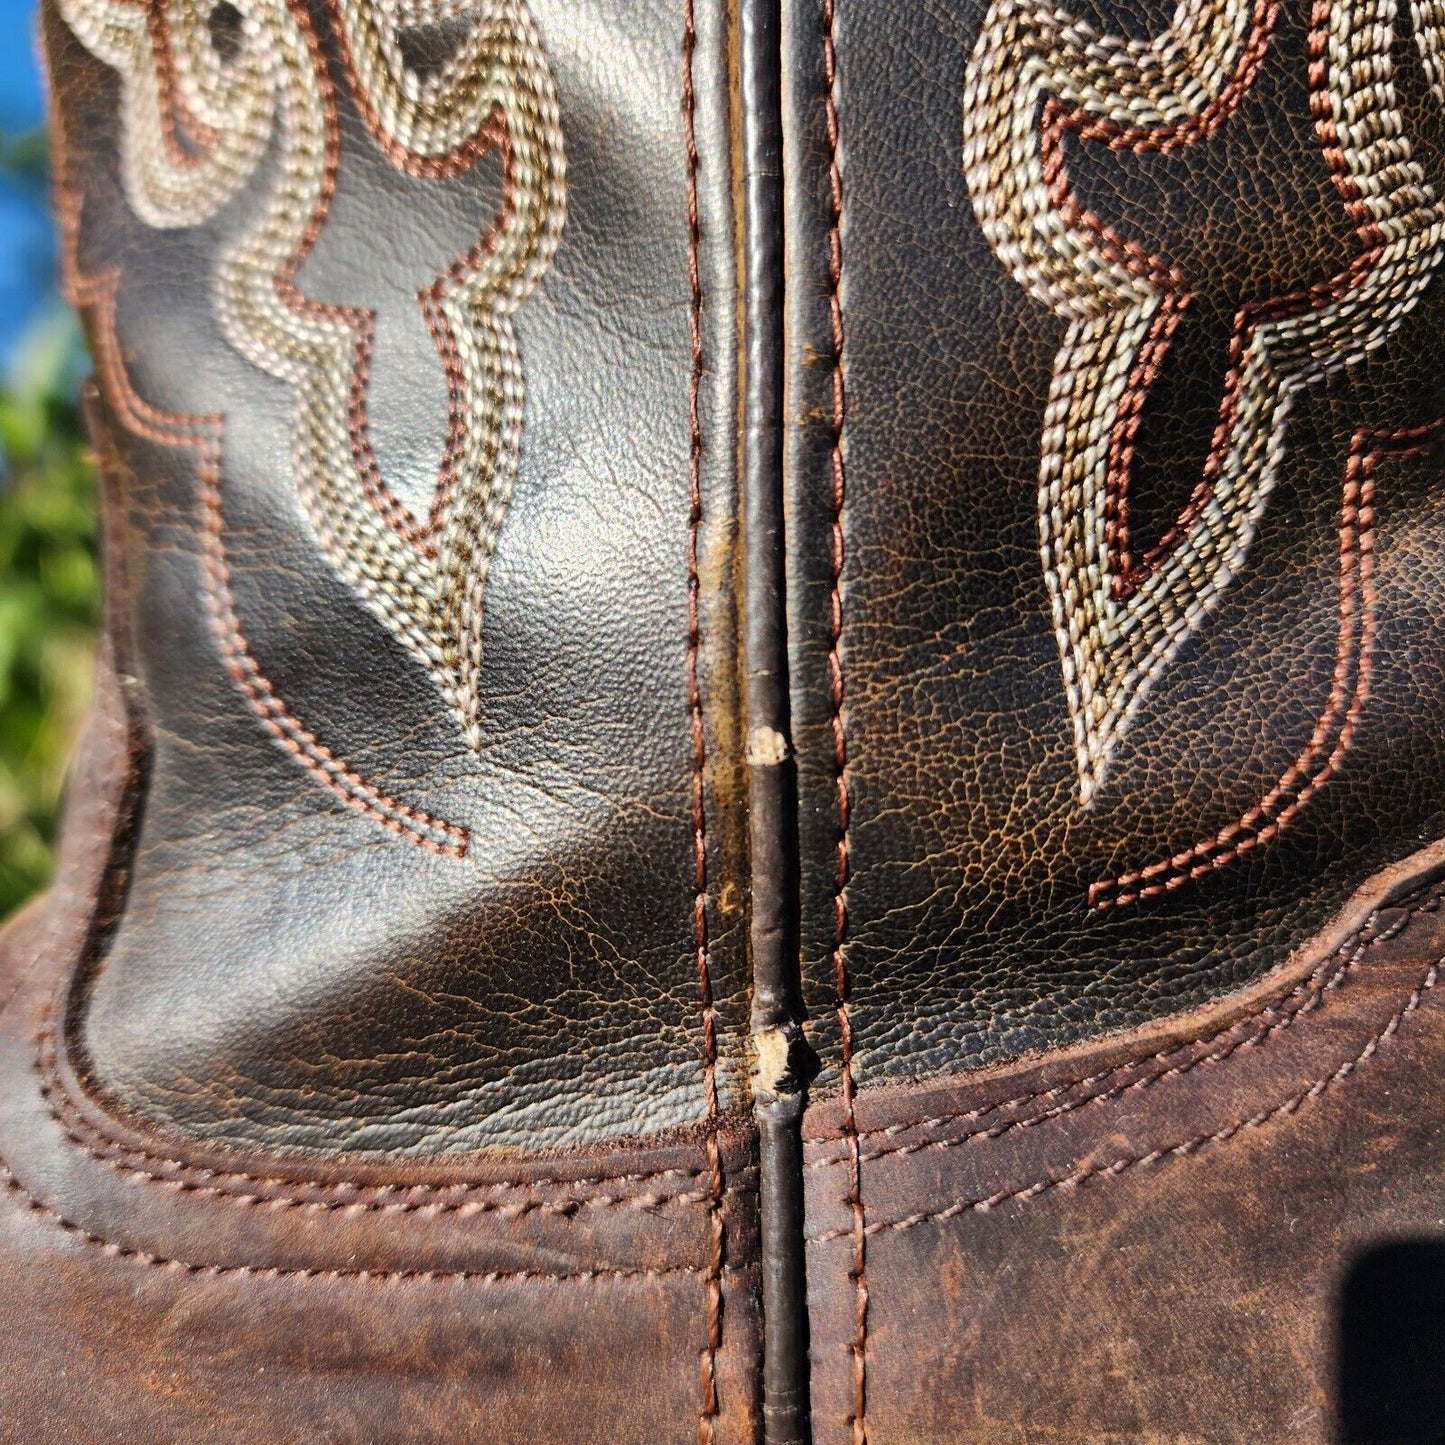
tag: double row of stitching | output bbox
[40,1028,728,1215]
[1092,422,1444,908]
[0,1160,713,1284]
[808,951,1441,1241]
[52,185,470,857]
[802,881,1445,1258]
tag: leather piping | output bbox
[738,0,814,1441]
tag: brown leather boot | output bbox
[12,0,1445,1439]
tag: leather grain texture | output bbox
[803,876,1445,1441]
[0,656,761,1440]
[784,0,1445,1090]
[46,0,751,1157]
[12,0,1445,1436]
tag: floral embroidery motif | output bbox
[963,0,1445,812]
[58,0,566,753]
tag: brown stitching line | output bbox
[1084,0,1429,901]
[0,1157,708,1284]
[415,135,512,536]
[1104,290,1190,592]
[53,88,470,856]
[804,884,1438,1167]
[682,5,726,1438]
[344,135,512,560]
[1064,0,1415,893]
[1103,0,1378,594]
[1092,421,1442,907]
[808,952,1440,1242]
[33,78,697,1188]
[1086,0,1445,901]
[198,420,470,856]
[821,2,867,1438]
[39,1031,728,1219]
[1082,0,1444,898]
[35,1007,725,1201]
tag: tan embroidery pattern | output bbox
[58,0,566,754]
[54,175,471,855]
[964,0,1445,811]
[1091,420,1443,907]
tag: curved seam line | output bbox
[807,953,1440,1240]
[37,1016,727,1199]
[0,1158,713,1284]
[805,884,1441,1162]
[39,1047,724,1218]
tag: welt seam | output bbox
[808,953,1441,1241]
[807,883,1442,1162]
[38,1022,721,1202]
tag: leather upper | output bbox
[785,0,1445,1090]
[10,0,1445,1439]
[46,0,751,1156]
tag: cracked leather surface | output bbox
[785,0,1445,1091]
[45,0,749,1155]
[16,0,1445,1436]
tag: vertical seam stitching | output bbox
[822,1,868,1438]
[683,5,726,1439]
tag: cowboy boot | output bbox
[8,0,1445,1439]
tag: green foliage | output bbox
[0,307,99,917]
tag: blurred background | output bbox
[0,0,102,918]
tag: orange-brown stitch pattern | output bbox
[821,0,867,1438]
[965,0,1445,816]
[1093,421,1444,907]
[803,887,1440,1169]
[681,2,725,1438]
[335,124,515,559]
[1030,0,1279,599]
[58,0,567,752]
[331,0,509,181]
[808,895,1443,1238]
[142,0,221,164]
[1083,0,1445,901]
[54,185,469,855]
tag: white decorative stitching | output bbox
[58,0,566,760]
[963,0,1445,809]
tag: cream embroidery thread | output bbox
[59,0,566,753]
[964,0,1445,808]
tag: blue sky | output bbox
[0,0,43,133]
[0,0,53,363]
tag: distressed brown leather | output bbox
[804,872,1445,1440]
[4,0,762,1438]
[11,0,1445,1437]
[783,0,1445,1437]
[0,654,762,1440]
